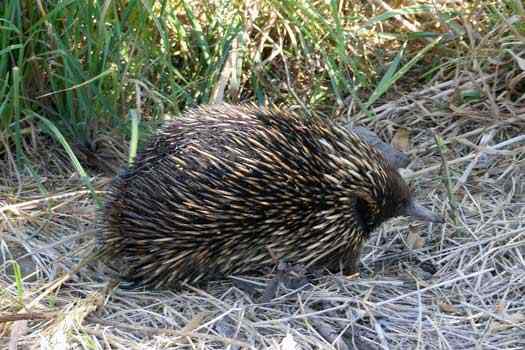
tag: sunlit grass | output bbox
[0,0,522,171]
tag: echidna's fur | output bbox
[100,103,439,289]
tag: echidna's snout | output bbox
[401,200,444,224]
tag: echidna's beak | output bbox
[403,200,444,224]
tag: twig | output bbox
[26,249,102,310]
[89,317,254,349]
[253,302,350,325]
[374,269,493,307]
[8,320,28,350]
[0,190,104,214]
[453,130,496,193]
[408,134,525,178]
[0,312,56,323]
[433,132,459,224]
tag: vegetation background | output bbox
[1,0,524,349]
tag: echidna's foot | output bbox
[323,266,360,282]
[407,254,437,275]
[276,261,310,288]
[344,271,360,279]
[323,251,362,278]
[230,276,264,299]
[416,259,437,275]
[343,262,361,279]
[341,264,360,279]
[231,261,313,302]
[260,261,311,303]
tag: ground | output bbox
[1,66,524,349]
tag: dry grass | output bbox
[1,63,524,349]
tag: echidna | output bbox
[100,103,442,289]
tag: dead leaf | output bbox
[438,302,458,314]
[406,226,425,250]
[392,128,410,153]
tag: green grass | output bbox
[0,0,523,176]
